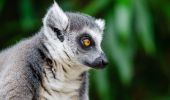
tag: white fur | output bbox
[40,63,84,100]
[43,1,68,30]
[95,19,105,30]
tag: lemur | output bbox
[0,1,108,100]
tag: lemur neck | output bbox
[46,60,87,81]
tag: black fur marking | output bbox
[67,64,71,68]
[29,63,42,84]
[46,66,56,80]
[45,58,56,79]
[51,68,56,79]
[28,63,42,99]
[76,50,79,55]
[43,69,49,82]
[79,72,88,99]
[37,48,46,60]
[46,58,53,66]
[64,50,71,60]
[41,82,52,96]
[49,25,64,42]
[53,60,58,67]
[42,43,50,54]
[64,21,69,31]
[62,65,67,73]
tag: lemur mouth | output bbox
[84,61,107,69]
[84,54,108,69]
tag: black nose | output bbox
[92,53,108,68]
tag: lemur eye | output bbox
[79,34,94,49]
[82,38,91,47]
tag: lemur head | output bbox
[43,2,108,69]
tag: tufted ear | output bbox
[95,19,105,31]
[43,1,68,31]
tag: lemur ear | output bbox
[43,1,68,31]
[95,19,105,31]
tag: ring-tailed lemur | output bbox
[0,1,108,100]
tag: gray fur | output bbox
[66,13,99,31]
[0,2,106,100]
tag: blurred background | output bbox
[0,0,170,100]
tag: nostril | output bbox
[102,59,108,66]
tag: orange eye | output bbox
[82,39,91,47]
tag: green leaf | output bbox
[110,0,134,86]
[92,69,111,100]
[135,0,156,54]
[0,0,5,12]
[19,0,35,30]
[82,0,110,15]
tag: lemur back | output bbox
[0,1,107,100]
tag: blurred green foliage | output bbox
[0,0,170,100]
